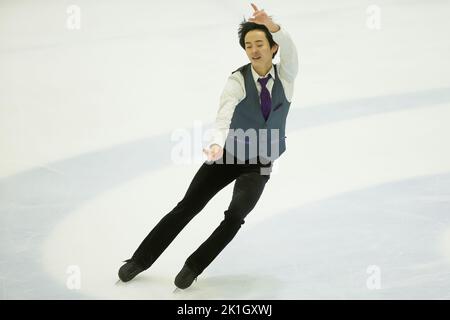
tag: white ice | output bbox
[1,0,450,299]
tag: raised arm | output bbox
[249,3,299,83]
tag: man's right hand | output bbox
[203,144,224,162]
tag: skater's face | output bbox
[244,30,278,71]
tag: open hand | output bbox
[203,144,224,162]
[248,3,272,26]
[248,3,280,33]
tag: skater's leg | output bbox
[185,169,270,275]
[130,160,239,269]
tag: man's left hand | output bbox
[248,3,280,33]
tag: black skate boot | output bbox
[118,259,145,282]
[174,264,198,289]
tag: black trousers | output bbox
[129,151,273,275]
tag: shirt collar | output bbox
[251,64,276,83]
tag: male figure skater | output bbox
[118,3,298,289]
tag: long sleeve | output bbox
[272,26,299,84]
[208,74,245,149]
[208,26,298,149]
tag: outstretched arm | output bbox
[204,4,298,161]
[204,75,244,162]
[249,3,299,83]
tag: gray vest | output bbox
[223,63,291,163]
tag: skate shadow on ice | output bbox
[172,274,282,299]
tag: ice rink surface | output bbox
[1,0,450,299]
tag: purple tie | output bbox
[258,75,272,121]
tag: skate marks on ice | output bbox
[170,274,282,300]
[226,172,450,299]
[1,88,450,298]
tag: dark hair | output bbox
[238,20,279,58]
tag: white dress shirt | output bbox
[208,26,299,149]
